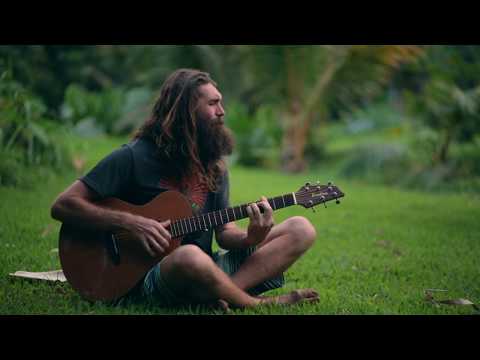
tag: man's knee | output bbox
[167,245,215,281]
[285,216,317,249]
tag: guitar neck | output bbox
[170,193,297,238]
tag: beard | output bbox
[196,116,235,167]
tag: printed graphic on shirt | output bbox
[158,176,208,214]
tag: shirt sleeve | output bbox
[80,144,134,199]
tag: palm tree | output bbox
[238,45,424,172]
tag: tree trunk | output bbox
[281,47,306,173]
[435,128,454,164]
[281,101,311,173]
[280,48,345,173]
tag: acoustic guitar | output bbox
[59,182,345,302]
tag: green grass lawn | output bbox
[1,135,479,315]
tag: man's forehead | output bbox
[199,83,222,100]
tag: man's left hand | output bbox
[246,196,274,247]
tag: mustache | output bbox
[211,117,225,126]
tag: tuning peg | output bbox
[327,181,332,186]
[336,199,341,205]
[311,207,316,213]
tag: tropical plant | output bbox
[406,79,480,164]
[0,69,71,186]
[236,45,425,172]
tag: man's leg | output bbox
[159,245,261,308]
[230,216,317,294]
[157,217,318,309]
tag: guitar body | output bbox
[59,191,193,302]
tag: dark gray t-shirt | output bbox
[80,137,229,257]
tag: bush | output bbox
[337,129,480,193]
[0,70,72,187]
[61,84,154,136]
[227,102,281,168]
[339,143,412,185]
[0,148,26,187]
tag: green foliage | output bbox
[0,70,72,187]
[61,84,123,134]
[327,112,480,193]
[113,87,154,135]
[407,80,480,139]
[403,46,480,164]
[227,102,282,168]
[1,45,480,189]
[60,84,154,136]
[339,143,412,185]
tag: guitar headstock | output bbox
[296,181,345,209]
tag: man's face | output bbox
[196,83,226,125]
[195,83,234,162]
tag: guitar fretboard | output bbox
[170,193,296,238]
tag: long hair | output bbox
[134,69,226,192]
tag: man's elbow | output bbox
[50,195,69,222]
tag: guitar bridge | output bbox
[107,234,121,266]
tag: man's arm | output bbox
[51,180,171,257]
[215,197,274,250]
[215,222,249,250]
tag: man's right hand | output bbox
[124,215,172,257]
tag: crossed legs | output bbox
[159,216,318,309]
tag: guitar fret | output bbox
[202,215,207,231]
[282,195,286,208]
[271,198,277,210]
[208,213,212,227]
[224,209,229,223]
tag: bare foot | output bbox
[258,289,320,306]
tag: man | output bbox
[51,69,319,310]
